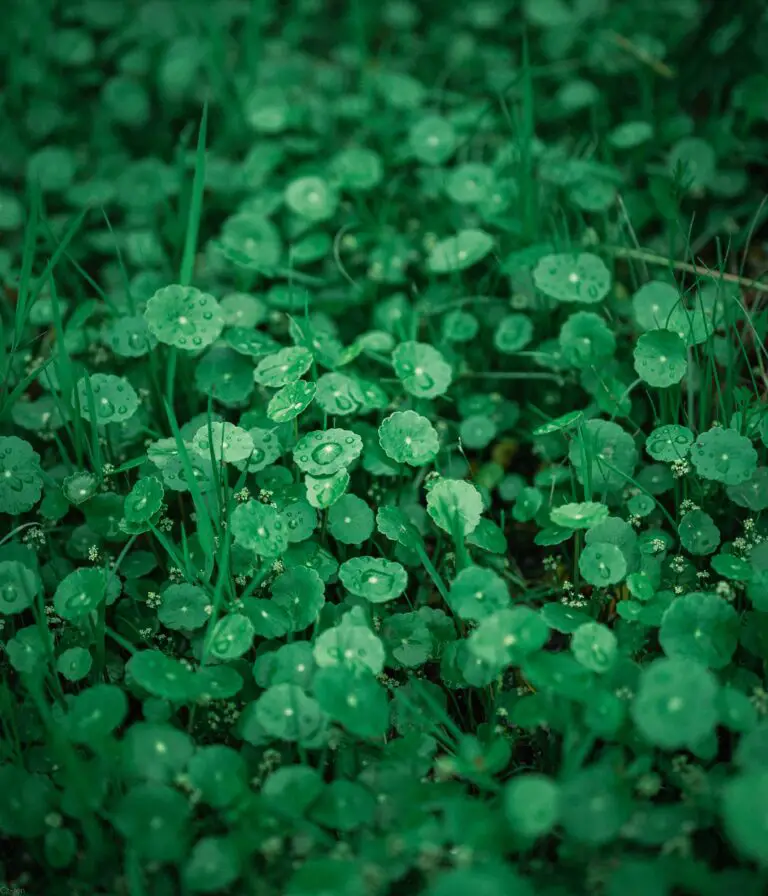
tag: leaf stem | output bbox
[602,245,768,295]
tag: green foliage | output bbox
[2,1,768,894]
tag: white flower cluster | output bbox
[561,580,588,608]
[671,459,691,478]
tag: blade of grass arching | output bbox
[92,536,138,680]
[189,492,235,735]
[178,522,193,576]
[102,208,136,314]
[179,101,208,287]
[517,30,537,241]
[163,398,217,582]
[0,195,43,419]
[414,541,450,601]
[165,345,178,417]
[110,454,149,476]
[47,276,89,465]
[165,103,207,420]
[203,395,226,521]
[0,684,24,763]
[695,240,737,421]
[601,244,768,296]
[125,849,148,896]
[734,295,768,397]
[149,520,196,583]
[241,0,265,80]
[51,238,120,317]
[0,355,53,424]
[699,333,725,430]
[599,457,678,532]
[29,207,89,306]
[199,498,233,669]
[735,195,768,259]
[10,188,41,352]
[23,678,104,868]
[575,422,593,502]
[80,367,105,475]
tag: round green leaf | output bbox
[233,427,282,473]
[645,424,694,462]
[158,584,211,631]
[271,567,325,631]
[191,422,254,464]
[285,176,339,222]
[426,230,494,274]
[268,380,317,424]
[659,591,738,668]
[66,684,127,743]
[0,436,44,514]
[209,613,254,660]
[550,502,609,530]
[329,147,383,190]
[57,646,92,681]
[378,410,440,466]
[313,666,389,739]
[427,478,483,537]
[494,314,534,354]
[77,373,139,424]
[569,420,637,492]
[504,774,561,838]
[392,341,453,399]
[533,252,611,304]
[678,509,720,555]
[448,566,511,621]
[293,429,363,476]
[126,650,197,702]
[727,467,768,512]
[305,469,350,509]
[339,557,408,603]
[571,622,617,673]
[631,656,718,748]
[183,836,241,893]
[328,494,374,545]
[231,500,288,557]
[54,567,111,623]
[723,772,768,865]
[124,476,165,523]
[315,373,365,417]
[691,427,758,485]
[254,346,313,388]
[579,542,627,586]
[145,284,224,350]
[254,684,325,742]
[187,745,247,809]
[114,783,191,862]
[0,560,38,615]
[559,311,616,368]
[632,280,679,330]
[633,330,687,387]
[409,115,457,165]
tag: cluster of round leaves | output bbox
[3,2,768,893]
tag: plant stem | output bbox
[602,245,768,294]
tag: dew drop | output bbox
[1,584,18,605]
[311,442,343,466]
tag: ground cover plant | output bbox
[2,0,768,893]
